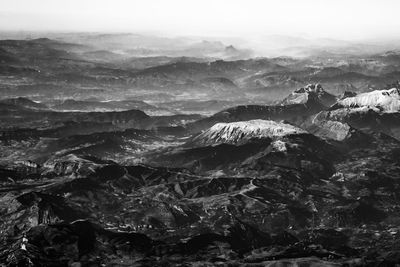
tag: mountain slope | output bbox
[190,119,306,146]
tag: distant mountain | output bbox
[3,36,397,105]
[52,99,155,112]
[52,33,253,59]
[81,50,126,62]
[0,107,151,129]
[310,67,346,78]
[156,99,246,115]
[128,58,286,86]
[120,56,208,69]
[240,72,302,91]
[242,66,387,95]
[0,38,80,63]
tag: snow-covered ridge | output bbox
[192,119,306,145]
[338,88,400,112]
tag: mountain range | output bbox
[1,33,400,265]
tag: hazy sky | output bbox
[1,0,400,40]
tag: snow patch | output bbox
[271,140,287,152]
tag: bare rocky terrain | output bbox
[1,34,400,266]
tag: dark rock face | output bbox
[281,83,337,107]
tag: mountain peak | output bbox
[337,88,400,112]
[225,45,237,52]
[294,83,324,94]
[281,83,336,107]
[191,119,306,146]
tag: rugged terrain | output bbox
[1,34,400,266]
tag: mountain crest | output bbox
[336,88,400,112]
[281,83,336,107]
[191,119,306,146]
[294,83,324,94]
